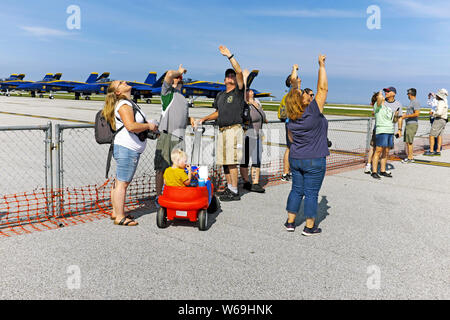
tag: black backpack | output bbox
[95,110,124,144]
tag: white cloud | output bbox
[250,8,363,18]
[20,26,71,38]
[382,0,450,18]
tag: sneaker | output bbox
[401,158,409,164]
[250,183,265,193]
[379,171,392,178]
[281,174,290,182]
[219,190,240,202]
[408,159,415,163]
[371,172,381,180]
[364,164,372,174]
[216,187,231,196]
[302,226,322,236]
[243,181,252,191]
[433,152,441,156]
[423,151,434,156]
[284,220,296,232]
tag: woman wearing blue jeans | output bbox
[102,80,158,226]
[284,55,329,236]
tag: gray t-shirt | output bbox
[384,99,403,129]
[248,99,267,136]
[160,81,189,139]
[405,99,420,124]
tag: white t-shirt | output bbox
[114,100,147,153]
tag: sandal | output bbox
[111,214,134,221]
[114,215,138,226]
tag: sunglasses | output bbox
[303,90,314,98]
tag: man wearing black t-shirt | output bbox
[198,45,245,201]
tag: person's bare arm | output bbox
[199,111,219,124]
[401,110,421,119]
[290,64,301,90]
[164,64,187,85]
[118,104,156,133]
[315,55,328,113]
[219,45,244,90]
[183,165,193,186]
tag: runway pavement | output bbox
[0,149,448,300]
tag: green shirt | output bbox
[374,103,395,134]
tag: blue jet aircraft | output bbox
[72,72,162,102]
[0,74,37,96]
[152,70,271,107]
[16,72,110,99]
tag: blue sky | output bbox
[1,0,449,104]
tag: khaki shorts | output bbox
[404,123,418,144]
[430,118,447,137]
[216,124,244,166]
[154,132,185,172]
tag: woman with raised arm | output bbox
[102,80,158,226]
[283,55,329,236]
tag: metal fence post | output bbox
[45,121,54,218]
[54,124,63,218]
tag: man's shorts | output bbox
[404,123,418,144]
[154,132,185,172]
[216,124,244,166]
[430,118,447,137]
[375,133,394,148]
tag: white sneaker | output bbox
[364,164,371,174]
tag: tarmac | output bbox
[0,95,449,300]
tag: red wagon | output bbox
[156,180,219,231]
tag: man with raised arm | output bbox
[154,64,196,205]
[198,45,246,201]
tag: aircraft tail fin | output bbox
[246,70,259,88]
[144,72,157,84]
[152,71,167,88]
[42,73,54,81]
[17,74,26,80]
[85,73,99,83]
[96,72,110,82]
[7,74,20,80]
[53,73,63,80]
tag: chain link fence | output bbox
[1,115,449,234]
[0,123,53,231]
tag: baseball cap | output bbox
[225,68,236,78]
[383,87,397,94]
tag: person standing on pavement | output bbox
[424,88,448,156]
[278,74,301,182]
[284,55,329,236]
[240,89,268,193]
[198,45,246,202]
[103,80,158,226]
[400,88,421,163]
[427,92,439,152]
[371,91,395,179]
[154,64,196,205]
[378,87,403,177]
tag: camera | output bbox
[137,129,160,141]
